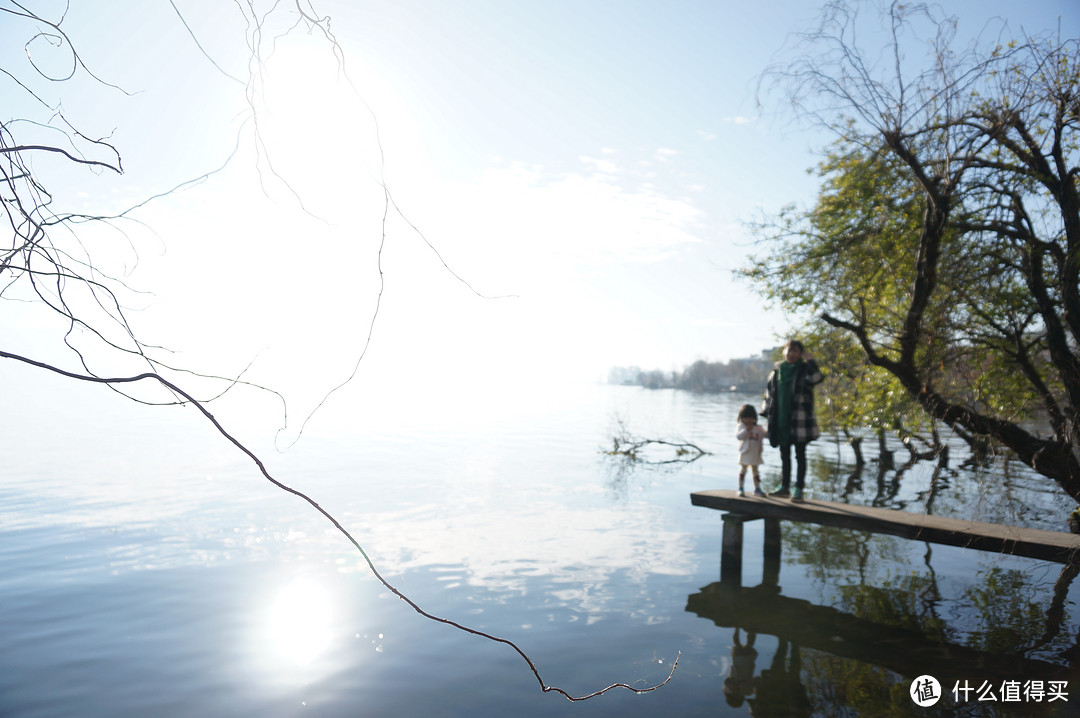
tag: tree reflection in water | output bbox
[690,447,1080,716]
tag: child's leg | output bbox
[750,466,761,488]
[738,466,746,491]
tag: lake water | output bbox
[2,371,1079,717]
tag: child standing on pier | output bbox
[736,404,767,496]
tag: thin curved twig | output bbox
[0,348,680,700]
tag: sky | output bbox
[3,0,1079,435]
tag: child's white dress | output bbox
[736,424,767,466]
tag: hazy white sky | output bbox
[3,0,1078,430]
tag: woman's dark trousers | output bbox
[778,442,807,492]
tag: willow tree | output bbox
[746,1,1080,499]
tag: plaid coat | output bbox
[760,359,824,446]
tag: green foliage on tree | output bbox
[749,143,1041,447]
[744,1,1080,498]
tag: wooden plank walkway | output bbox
[691,489,1080,564]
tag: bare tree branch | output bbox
[0,348,680,700]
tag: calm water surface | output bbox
[2,374,1078,717]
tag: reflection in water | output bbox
[251,576,341,684]
[356,498,698,612]
[8,386,1080,716]
[265,578,336,666]
[749,639,811,717]
[691,486,1080,716]
[723,627,758,708]
[691,441,1080,714]
[690,578,1079,714]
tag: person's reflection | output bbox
[723,627,758,707]
[748,639,812,717]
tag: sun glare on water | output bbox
[263,578,337,668]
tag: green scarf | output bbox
[774,360,799,444]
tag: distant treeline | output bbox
[608,353,774,393]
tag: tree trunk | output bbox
[877,428,894,470]
[848,434,865,466]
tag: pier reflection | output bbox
[688,580,1070,688]
[688,521,1080,715]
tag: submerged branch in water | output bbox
[606,418,712,465]
[1,348,679,700]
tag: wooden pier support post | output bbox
[721,514,747,586]
[763,517,781,588]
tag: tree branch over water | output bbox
[1,0,678,700]
[0,349,679,700]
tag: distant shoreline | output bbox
[607,353,774,394]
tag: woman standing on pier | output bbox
[761,340,824,503]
